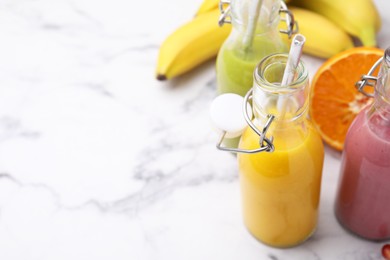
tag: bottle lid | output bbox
[209,93,252,138]
[211,90,275,154]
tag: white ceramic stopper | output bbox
[209,93,252,138]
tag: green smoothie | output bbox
[217,36,287,96]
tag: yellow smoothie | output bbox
[238,122,324,247]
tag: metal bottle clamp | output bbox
[356,56,383,98]
[218,0,231,26]
[218,0,298,38]
[216,89,275,154]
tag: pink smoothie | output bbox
[335,107,390,240]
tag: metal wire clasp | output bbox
[218,0,231,26]
[356,56,383,98]
[279,1,298,38]
[218,0,298,38]
[216,89,275,154]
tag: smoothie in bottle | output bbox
[238,54,324,247]
[216,0,289,147]
[335,48,390,240]
[217,0,288,97]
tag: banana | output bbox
[196,0,219,16]
[280,7,354,58]
[289,0,381,47]
[156,9,231,80]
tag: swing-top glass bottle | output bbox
[216,0,294,97]
[335,47,390,241]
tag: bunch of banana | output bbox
[156,0,381,80]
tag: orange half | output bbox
[310,47,384,151]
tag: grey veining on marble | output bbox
[0,0,390,259]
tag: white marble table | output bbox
[0,0,389,259]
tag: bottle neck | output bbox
[373,48,390,121]
[230,0,281,35]
[252,53,310,129]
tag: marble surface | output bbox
[0,0,389,259]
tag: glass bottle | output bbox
[216,0,288,97]
[335,48,390,241]
[238,54,324,247]
[216,0,291,148]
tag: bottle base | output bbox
[244,224,317,248]
[335,209,390,242]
